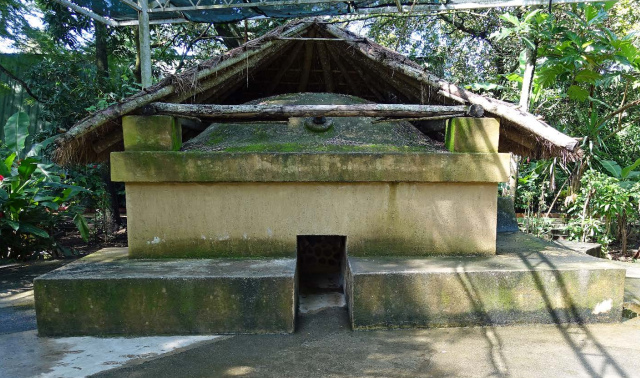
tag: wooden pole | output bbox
[138,0,152,88]
[145,103,475,119]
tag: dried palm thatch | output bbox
[53,18,581,165]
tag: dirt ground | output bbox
[607,235,640,263]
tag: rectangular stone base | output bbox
[34,249,297,336]
[347,234,626,329]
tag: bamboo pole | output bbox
[145,103,474,119]
[372,113,466,124]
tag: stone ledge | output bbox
[111,151,510,183]
[34,249,297,336]
[347,234,626,329]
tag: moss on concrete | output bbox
[445,117,500,153]
[34,250,297,336]
[123,115,182,152]
[128,237,296,259]
[111,151,511,183]
[348,248,626,329]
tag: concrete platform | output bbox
[34,249,297,336]
[6,256,640,377]
[347,233,626,329]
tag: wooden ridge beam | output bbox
[144,103,481,120]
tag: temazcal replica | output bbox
[35,20,625,336]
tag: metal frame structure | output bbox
[53,0,606,88]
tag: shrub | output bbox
[565,170,640,253]
[0,112,90,260]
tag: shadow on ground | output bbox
[0,261,67,335]
[91,306,640,378]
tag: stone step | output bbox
[346,233,626,329]
[34,249,297,337]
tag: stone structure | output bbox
[36,21,623,336]
[112,94,509,259]
[35,93,625,336]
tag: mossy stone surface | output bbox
[111,151,511,183]
[182,93,445,154]
[347,232,626,329]
[34,249,297,336]
[445,117,500,153]
[123,115,182,152]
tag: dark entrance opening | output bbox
[297,236,346,307]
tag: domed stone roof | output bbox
[182,93,445,153]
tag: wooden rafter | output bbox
[298,32,316,92]
[326,44,387,102]
[334,48,417,103]
[324,44,360,97]
[170,43,292,103]
[198,41,301,104]
[316,42,335,93]
[266,42,305,96]
[501,126,537,150]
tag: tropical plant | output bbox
[596,157,640,187]
[0,112,90,260]
[565,170,639,254]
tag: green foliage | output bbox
[596,157,640,187]
[519,215,557,239]
[0,112,91,260]
[25,55,140,133]
[3,112,29,155]
[0,0,638,256]
[565,170,639,249]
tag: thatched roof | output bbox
[54,19,581,165]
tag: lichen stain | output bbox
[592,298,613,314]
[147,237,163,245]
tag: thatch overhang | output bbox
[54,19,581,165]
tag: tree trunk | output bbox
[620,212,628,256]
[100,164,122,228]
[519,44,537,110]
[134,26,142,84]
[508,41,538,199]
[95,20,109,81]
